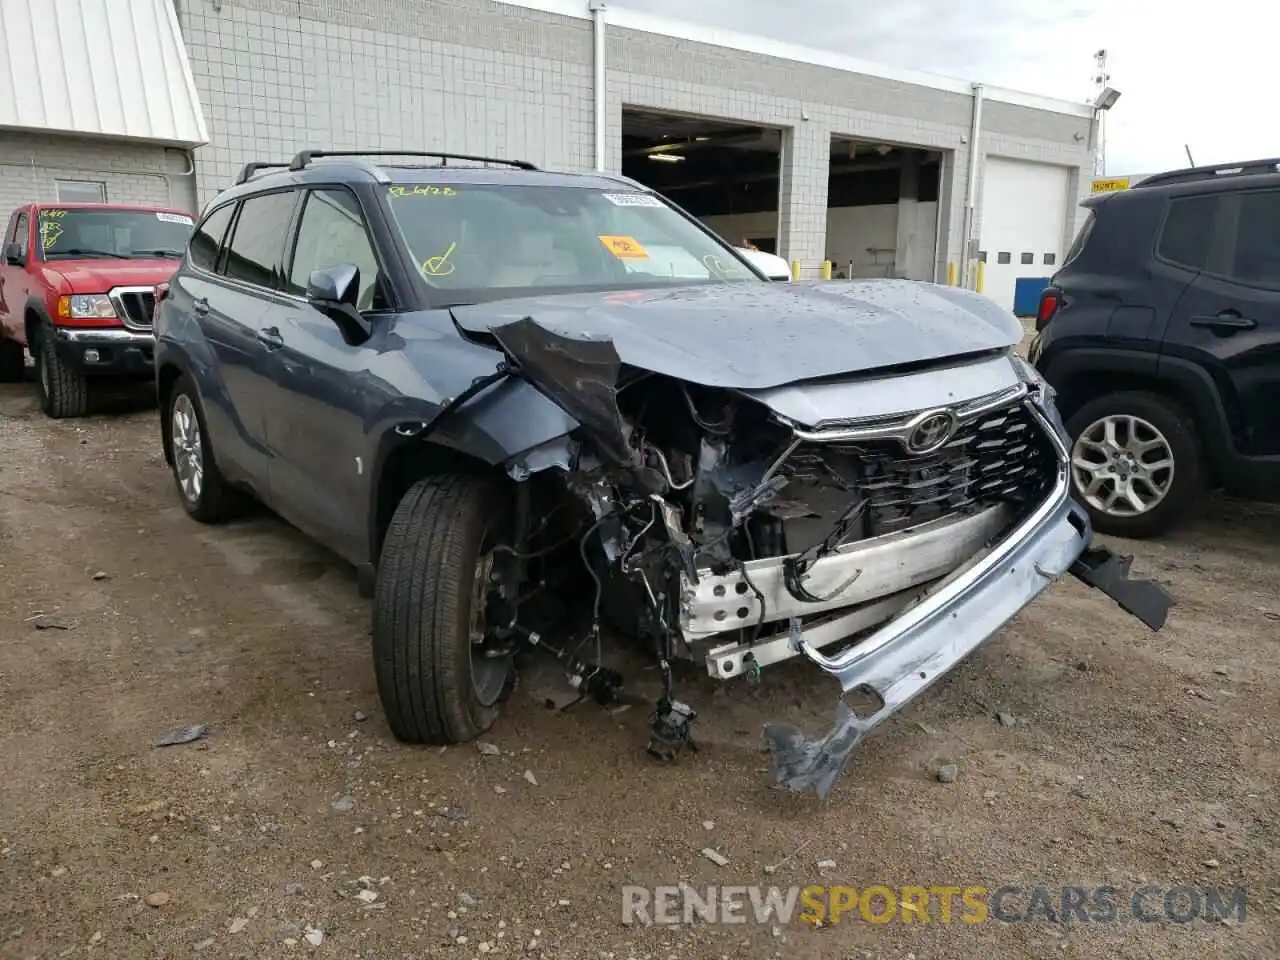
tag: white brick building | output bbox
[0,0,1102,308]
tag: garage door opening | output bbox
[621,108,782,253]
[826,137,942,281]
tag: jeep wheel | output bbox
[35,330,88,418]
[373,474,514,745]
[0,338,24,383]
[1066,391,1207,539]
[168,375,242,523]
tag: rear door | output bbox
[193,189,301,488]
[1161,187,1280,455]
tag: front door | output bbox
[1161,187,1280,456]
[263,186,393,562]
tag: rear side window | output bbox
[222,190,298,289]
[1230,190,1280,287]
[1157,195,1217,271]
[188,204,235,273]
[1062,211,1095,266]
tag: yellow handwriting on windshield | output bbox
[390,185,458,198]
[422,242,457,277]
[40,218,64,250]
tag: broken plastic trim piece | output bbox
[487,317,639,468]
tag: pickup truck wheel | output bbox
[168,375,241,523]
[0,338,24,383]
[1066,391,1207,539]
[373,475,514,745]
[35,330,88,418]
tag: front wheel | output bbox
[35,330,87,418]
[1065,391,1207,538]
[372,474,514,745]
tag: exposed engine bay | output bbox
[440,317,1174,798]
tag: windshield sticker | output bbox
[599,235,649,259]
[390,185,458,198]
[156,212,194,226]
[702,254,740,278]
[39,212,65,250]
[422,241,457,277]
[601,193,664,208]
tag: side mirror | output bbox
[306,263,371,343]
[3,242,24,267]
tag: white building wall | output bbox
[0,132,198,213]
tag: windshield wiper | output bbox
[46,248,129,259]
[131,249,184,259]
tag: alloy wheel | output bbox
[171,394,205,504]
[1071,413,1175,517]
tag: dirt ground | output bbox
[1,371,1278,960]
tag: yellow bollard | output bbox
[976,260,985,294]
[820,260,832,280]
[946,262,957,286]
[791,260,801,281]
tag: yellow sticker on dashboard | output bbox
[599,235,648,259]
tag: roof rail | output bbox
[234,161,293,185]
[287,150,538,172]
[1135,157,1280,189]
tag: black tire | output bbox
[0,338,24,383]
[34,329,87,418]
[167,374,242,523]
[1065,391,1207,539]
[373,474,514,745]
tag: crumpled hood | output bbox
[42,259,180,293]
[451,278,1023,389]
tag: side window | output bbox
[287,189,385,310]
[1229,190,1280,288]
[222,190,298,289]
[188,204,235,273]
[12,213,29,256]
[1157,195,1217,271]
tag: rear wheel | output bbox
[1066,391,1206,538]
[35,329,87,418]
[167,375,242,523]
[372,474,514,745]
[0,338,23,383]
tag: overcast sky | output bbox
[619,0,1269,175]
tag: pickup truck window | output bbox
[11,213,29,257]
[383,183,756,301]
[37,207,194,260]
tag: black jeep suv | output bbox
[1030,157,1280,538]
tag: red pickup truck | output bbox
[0,202,195,418]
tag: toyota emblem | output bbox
[903,409,957,455]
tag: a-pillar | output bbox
[776,121,830,278]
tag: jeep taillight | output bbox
[1035,289,1061,332]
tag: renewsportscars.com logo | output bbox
[621,884,1249,926]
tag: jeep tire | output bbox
[0,338,24,383]
[35,328,88,418]
[373,474,513,745]
[1065,391,1207,539]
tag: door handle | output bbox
[257,326,284,349]
[1190,310,1257,333]
[192,297,209,315]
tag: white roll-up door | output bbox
[978,157,1071,314]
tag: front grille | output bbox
[110,288,157,330]
[782,401,1057,537]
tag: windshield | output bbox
[383,183,759,301]
[37,207,195,260]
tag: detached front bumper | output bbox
[53,327,155,378]
[759,399,1173,797]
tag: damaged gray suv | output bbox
[154,150,1173,797]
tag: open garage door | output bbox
[979,157,1071,315]
[621,108,781,252]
